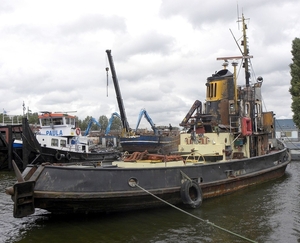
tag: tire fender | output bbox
[55,152,62,161]
[66,153,71,161]
[180,180,203,208]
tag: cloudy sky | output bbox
[0,0,299,129]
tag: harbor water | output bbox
[1,161,299,243]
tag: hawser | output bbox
[6,14,290,218]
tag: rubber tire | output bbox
[55,152,62,161]
[66,153,71,161]
[180,180,203,208]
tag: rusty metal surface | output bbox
[201,164,288,199]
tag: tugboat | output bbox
[6,15,290,218]
[21,111,121,166]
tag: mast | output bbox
[105,50,130,133]
[241,14,250,87]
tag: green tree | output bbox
[289,37,300,127]
[82,117,102,132]
[98,115,108,131]
[0,113,33,125]
[110,116,122,131]
[91,118,101,131]
[28,112,39,124]
[103,113,122,134]
[81,116,93,132]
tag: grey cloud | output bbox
[0,0,15,14]
[114,31,175,60]
[60,14,127,35]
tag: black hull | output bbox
[36,147,121,163]
[35,164,288,215]
[15,148,289,216]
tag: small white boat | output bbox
[36,112,93,156]
[21,112,121,165]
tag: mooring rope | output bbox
[180,170,193,182]
[134,183,258,243]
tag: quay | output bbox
[0,124,23,170]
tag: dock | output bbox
[0,124,23,170]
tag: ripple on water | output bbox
[0,172,48,243]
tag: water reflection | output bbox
[1,162,300,243]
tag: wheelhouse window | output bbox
[229,100,235,114]
[60,140,67,147]
[53,118,63,125]
[41,119,51,126]
[255,101,262,117]
[66,117,76,125]
[245,102,250,117]
[51,139,59,147]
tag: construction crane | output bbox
[135,109,158,135]
[83,117,101,136]
[105,112,121,136]
[106,50,131,136]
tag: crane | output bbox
[83,117,101,136]
[105,112,121,136]
[179,100,202,128]
[135,109,158,135]
[106,50,131,136]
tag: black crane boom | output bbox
[106,50,130,133]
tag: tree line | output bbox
[290,37,300,128]
[0,113,122,133]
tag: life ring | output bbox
[241,117,252,136]
[66,153,72,161]
[76,128,81,136]
[180,180,203,208]
[55,152,62,161]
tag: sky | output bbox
[0,0,299,129]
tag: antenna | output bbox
[54,111,77,114]
[236,2,240,30]
[229,28,243,55]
